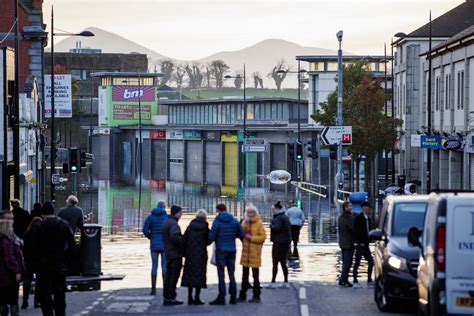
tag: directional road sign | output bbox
[321,126,352,146]
[243,145,267,153]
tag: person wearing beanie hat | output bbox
[161,205,184,306]
[142,200,168,295]
[34,201,75,315]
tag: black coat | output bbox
[12,206,31,239]
[338,212,355,250]
[270,211,291,244]
[354,212,371,245]
[181,218,210,288]
[162,217,184,260]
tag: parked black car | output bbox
[369,195,428,312]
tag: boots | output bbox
[150,275,157,295]
[187,288,195,305]
[194,288,204,305]
[10,305,19,316]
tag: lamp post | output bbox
[426,12,432,193]
[122,76,143,224]
[225,66,247,213]
[49,6,94,203]
[277,64,307,182]
[336,30,343,213]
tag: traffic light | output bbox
[80,151,87,168]
[329,143,338,160]
[297,199,302,209]
[288,143,295,160]
[68,147,81,173]
[295,141,303,161]
[305,140,318,159]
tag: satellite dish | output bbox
[268,170,291,185]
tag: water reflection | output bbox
[52,168,337,242]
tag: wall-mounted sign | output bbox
[44,74,72,118]
[411,134,421,147]
[203,131,221,141]
[112,104,151,120]
[183,130,201,140]
[442,135,463,151]
[150,130,166,140]
[244,138,267,145]
[167,130,183,140]
[221,132,237,142]
[112,86,155,102]
[420,135,441,149]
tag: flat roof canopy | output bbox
[296,55,391,62]
[91,72,163,78]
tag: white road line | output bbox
[299,287,307,300]
[300,303,309,316]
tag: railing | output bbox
[336,189,351,204]
[290,181,328,198]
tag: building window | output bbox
[445,74,450,110]
[399,46,403,64]
[456,71,464,110]
[435,76,440,111]
[247,103,254,120]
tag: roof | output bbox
[296,55,388,62]
[90,72,162,78]
[402,0,474,39]
[160,97,307,106]
[423,25,474,57]
[385,195,430,203]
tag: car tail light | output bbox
[435,225,446,272]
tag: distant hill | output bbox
[53,27,342,88]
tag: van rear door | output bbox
[445,195,474,314]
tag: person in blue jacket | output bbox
[143,200,169,295]
[208,204,243,305]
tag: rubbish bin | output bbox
[80,224,102,276]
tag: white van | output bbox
[408,192,474,315]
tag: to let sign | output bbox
[321,126,352,145]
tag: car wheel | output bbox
[374,276,394,312]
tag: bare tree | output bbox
[268,59,290,90]
[205,66,212,88]
[234,74,243,89]
[172,64,186,88]
[209,60,229,88]
[159,59,175,86]
[185,63,204,89]
[252,72,264,89]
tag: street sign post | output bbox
[51,174,60,185]
[321,126,352,145]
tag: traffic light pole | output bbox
[336,31,343,213]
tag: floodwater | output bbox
[51,167,336,243]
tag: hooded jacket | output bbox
[209,212,243,253]
[240,215,266,268]
[143,207,168,251]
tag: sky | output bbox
[43,0,464,60]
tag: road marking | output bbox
[299,287,307,300]
[300,304,309,316]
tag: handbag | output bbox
[210,244,217,266]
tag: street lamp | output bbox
[336,30,343,213]
[122,77,143,223]
[49,6,94,203]
[225,65,247,214]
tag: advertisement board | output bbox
[112,86,155,102]
[112,104,151,120]
[44,74,72,118]
[420,135,442,149]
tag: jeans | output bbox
[240,267,260,299]
[151,250,166,277]
[37,271,66,316]
[353,244,374,282]
[216,250,237,299]
[340,248,354,284]
[163,258,182,300]
[272,242,290,283]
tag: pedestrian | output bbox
[353,201,374,288]
[286,201,305,257]
[181,209,210,305]
[36,201,76,316]
[162,205,184,306]
[208,204,243,305]
[30,203,42,219]
[238,204,266,303]
[10,199,30,239]
[0,210,25,316]
[21,216,43,310]
[142,200,168,295]
[57,195,84,234]
[267,201,291,289]
[338,201,355,287]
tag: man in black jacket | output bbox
[338,201,355,287]
[352,201,374,288]
[35,201,75,316]
[162,205,184,306]
[10,199,31,239]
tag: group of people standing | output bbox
[337,201,374,288]
[0,196,85,316]
[142,200,305,306]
